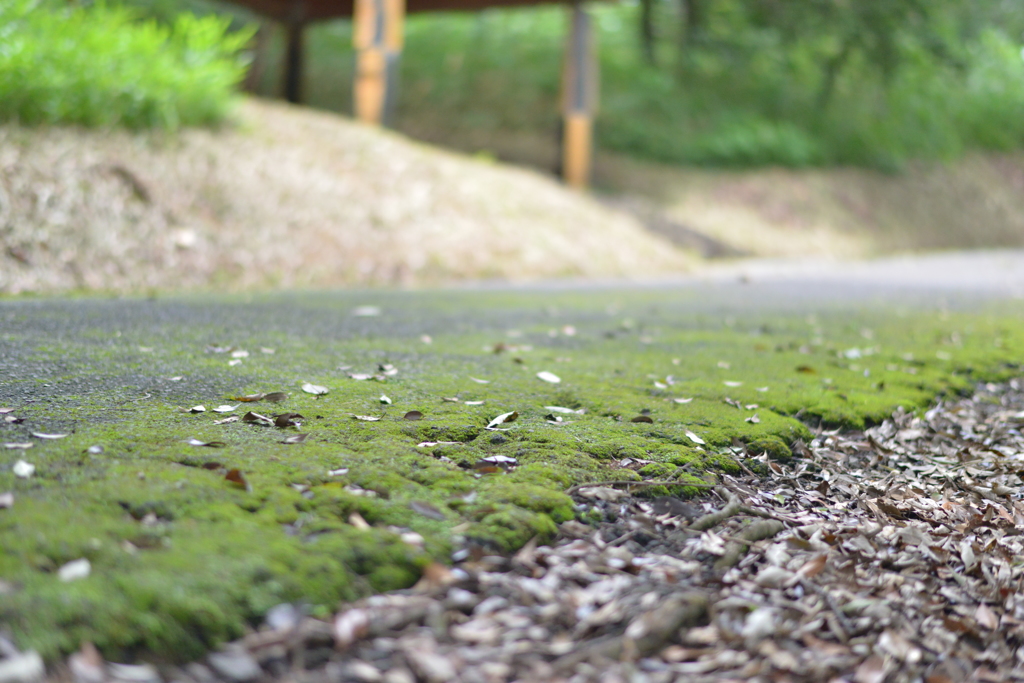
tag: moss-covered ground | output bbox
[1,287,1023,661]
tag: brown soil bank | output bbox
[0,98,693,295]
[422,127,1024,261]
[596,151,1024,260]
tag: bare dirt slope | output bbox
[0,98,694,295]
[597,152,1024,260]
[421,127,1024,261]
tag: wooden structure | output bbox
[228,0,598,188]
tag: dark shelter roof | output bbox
[230,0,571,23]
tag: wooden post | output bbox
[283,20,305,103]
[282,2,307,104]
[354,0,405,126]
[561,2,598,189]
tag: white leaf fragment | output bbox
[536,371,561,384]
[469,377,491,384]
[13,460,34,478]
[672,398,694,404]
[213,405,238,413]
[685,431,706,445]
[486,411,519,430]
[31,432,68,440]
[302,383,329,396]
[379,395,392,405]
[58,558,91,582]
[544,406,584,414]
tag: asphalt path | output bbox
[3,249,1024,410]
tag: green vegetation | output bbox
[2,289,1024,661]
[241,1,1024,169]
[0,0,250,128]
[4,0,1022,164]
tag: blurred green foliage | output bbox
[0,0,251,129]
[15,0,1024,168]
[236,0,1024,169]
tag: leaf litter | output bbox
[34,377,1024,683]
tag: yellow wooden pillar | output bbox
[561,2,598,189]
[353,0,405,126]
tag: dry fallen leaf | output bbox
[57,558,91,582]
[631,415,654,423]
[403,411,424,421]
[187,438,227,448]
[350,413,384,422]
[30,432,68,440]
[544,406,583,414]
[13,460,34,478]
[854,655,887,683]
[486,411,519,430]
[242,411,274,426]
[348,511,370,529]
[274,413,304,428]
[281,433,308,444]
[301,383,329,396]
[233,393,266,403]
[410,500,446,520]
[224,469,252,492]
[975,603,999,630]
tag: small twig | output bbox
[739,505,800,526]
[713,519,785,572]
[608,529,638,547]
[565,480,716,496]
[689,488,741,531]
[800,578,854,643]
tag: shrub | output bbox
[0,0,251,129]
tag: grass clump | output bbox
[0,0,251,129]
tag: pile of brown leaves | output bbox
[21,379,1024,683]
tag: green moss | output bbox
[638,462,677,479]
[746,436,794,462]
[2,291,1023,661]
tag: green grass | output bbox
[241,3,1024,169]
[3,289,1024,661]
[0,0,251,128]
